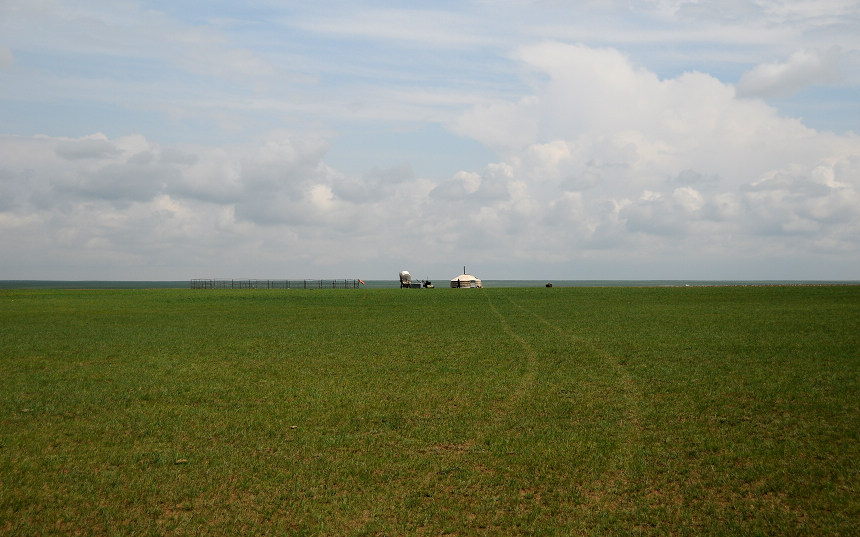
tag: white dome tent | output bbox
[450,267,482,288]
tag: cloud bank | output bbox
[2,42,858,280]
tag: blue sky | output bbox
[1,0,859,280]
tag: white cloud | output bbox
[1,2,859,280]
[737,48,843,97]
[448,42,860,270]
[0,132,347,274]
[3,40,859,279]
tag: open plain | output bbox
[1,286,857,535]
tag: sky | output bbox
[1,1,859,281]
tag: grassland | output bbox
[1,286,857,535]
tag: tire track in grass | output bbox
[482,289,643,440]
[471,290,651,527]
[497,292,647,503]
[495,293,644,415]
[482,291,539,416]
[498,292,644,427]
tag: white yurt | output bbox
[450,271,482,288]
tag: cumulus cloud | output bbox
[737,48,843,98]
[0,132,358,277]
[448,42,860,270]
[1,41,859,280]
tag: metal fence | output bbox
[191,279,362,290]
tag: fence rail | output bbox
[191,279,362,290]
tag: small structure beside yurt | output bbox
[400,270,431,288]
[450,267,482,288]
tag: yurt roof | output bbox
[451,274,479,281]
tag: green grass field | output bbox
[1,286,858,535]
